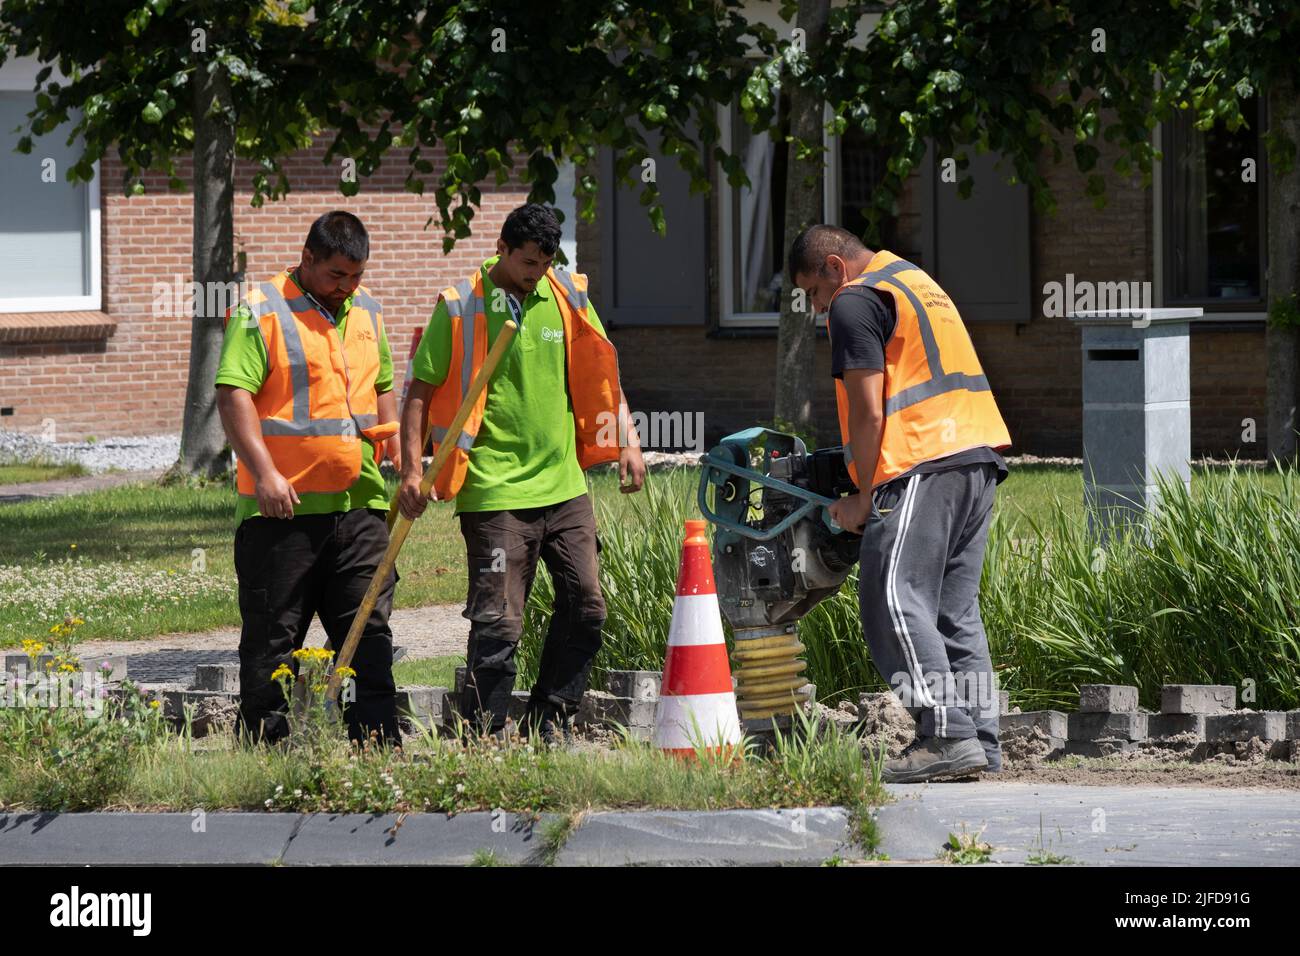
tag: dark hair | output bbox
[500,203,562,255]
[305,211,370,262]
[787,224,867,282]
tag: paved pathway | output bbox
[73,603,470,666]
[884,780,1300,865]
[0,469,162,504]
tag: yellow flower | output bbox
[70,543,77,550]
[59,663,76,673]
[49,624,60,634]
[271,664,293,681]
[336,666,356,680]
[149,700,161,710]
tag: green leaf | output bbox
[642,103,667,125]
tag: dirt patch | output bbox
[189,694,239,737]
[1000,725,1062,763]
[810,692,916,760]
[995,734,1300,790]
[993,756,1300,790]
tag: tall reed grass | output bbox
[520,463,1300,711]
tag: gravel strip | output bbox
[0,427,181,474]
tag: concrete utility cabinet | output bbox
[1067,308,1204,529]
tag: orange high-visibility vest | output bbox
[224,271,398,498]
[828,250,1011,490]
[425,267,624,501]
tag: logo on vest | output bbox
[540,326,564,343]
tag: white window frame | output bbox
[1152,115,1266,323]
[0,57,102,314]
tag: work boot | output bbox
[520,702,569,747]
[882,735,989,783]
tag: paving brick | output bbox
[605,670,662,700]
[1067,711,1148,741]
[396,685,446,727]
[193,662,239,692]
[578,692,657,730]
[1000,710,1068,740]
[439,690,459,726]
[1160,684,1235,715]
[1286,710,1300,741]
[1205,712,1287,742]
[508,690,530,721]
[1148,713,1206,741]
[159,688,238,721]
[1078,684,1139,713]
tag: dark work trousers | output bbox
[858,463,1002,770]
[458,494,606,733]
[234,507,400,746]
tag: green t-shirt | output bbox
[215,273,394,524]
[409,257,607,514]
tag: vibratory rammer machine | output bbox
[696,428,862,721]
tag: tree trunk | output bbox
[175,59,236,478]
[773,0,831,444]
[1266,73,1300,463]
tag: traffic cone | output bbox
[652,519,742,758]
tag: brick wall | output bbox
[0,138,525,439]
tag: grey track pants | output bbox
[858,462,1001,769]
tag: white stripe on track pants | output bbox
[857,461,1002,769]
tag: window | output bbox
[719,96,899,326]
[1162,99,1265,309]
[0,64,102,314]
[835,122,897,250]
[727,92,792,320]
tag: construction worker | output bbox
[398,203,646,740]
[216,211,402,747]
[788,225,1011,783]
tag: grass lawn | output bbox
[0,462,88,485]
[0,468,664,646]
[392,654,463,688]
[0,460,1287,650]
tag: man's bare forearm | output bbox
[216,385,277,484]
[618,388,640,448]
[376,389,400,465]
[847,408,884,493]
[399,378,434,479]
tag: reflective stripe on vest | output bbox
[423,266,620,500]
[442,277,477,400]
[250,281,379,438]
[830,252,1009,489]
[850,257,994,417]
